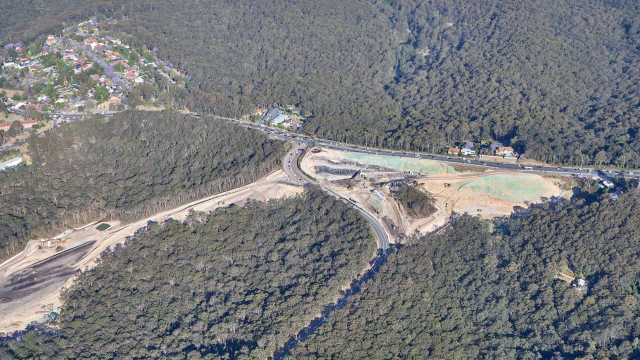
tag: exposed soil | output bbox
[0,170,303,334]
[418,172,567,219]
[302,147,570,242]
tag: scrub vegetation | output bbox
[391,183,437,218]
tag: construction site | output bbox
[300,147,571,242]
[0,144,572,333]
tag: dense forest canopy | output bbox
[382,0,640,167]
[290,191,640,359]
[2,0,639,166]
[0,111,285,262]
[2,2,640,358]
[0,189,376,359]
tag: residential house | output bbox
[39,238,56,249]
[28,62,43,72]
[262,107,287,125]
[109,95,122,107]
[126,68,138,81]
[490,141,504,154]
[21,118,39,129]
[30,103,45,112]
[495,146,516,158]
[63,50,78,62]
[2,62,19,70]
[271,112,289,126]
[461,142,476,156]
[112,59,128,68]
[254,105,268,117]
[46,35,57,46]
[10,102,27,112]
[84,37,99,50]
[285,117,302,130]
[448,146,460,156]
[81,63,94,72]
[105,50,123,61]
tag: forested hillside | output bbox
[2,1,639,166]
[0,0,114,42]
[379,0,640,167]
[290,191,640,359]
[0,190,376,359]
[0,111,285,262]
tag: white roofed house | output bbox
[272,113,290,126]
[2,62,20,70]
[461,141,476,156]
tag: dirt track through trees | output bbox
[0,170,303,333]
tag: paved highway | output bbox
[282,144,309,186]
[201,114,639,181]
[4,109,632,181]
[283,143,390,250]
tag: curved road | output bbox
[283,144,390,250]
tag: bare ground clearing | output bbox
[302,147,570,242]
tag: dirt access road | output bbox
[0,141,567,334]
[0,170,302,333]
[0,143,392,333]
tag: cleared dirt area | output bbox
[302,149,452,242]
[302,147,570,242]
[418,172,568,219]
[0,88,26,125]
[135,104,166,112]
[0,170,302,334]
